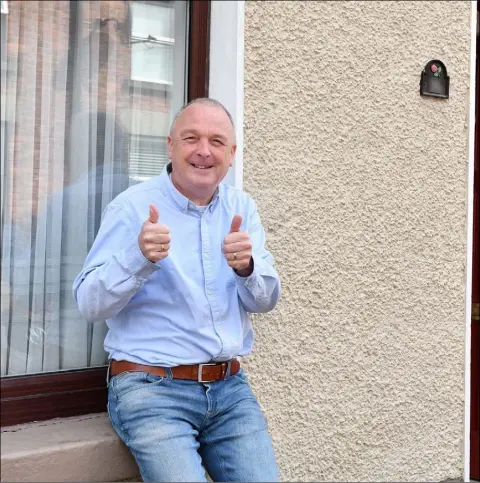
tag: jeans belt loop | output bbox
[106,360,111,385]
[224,360,232,380]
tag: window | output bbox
[131,1,175,85]
[130,135,169,181]
[0,0,210,427]
[128,0,189,180]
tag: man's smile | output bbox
[191,163,213,170]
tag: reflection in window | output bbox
[0,0,187,376]
[130,135,169,181]
[128,0,185,180]
[131,1,174,85]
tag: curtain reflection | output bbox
[0,0,184,375]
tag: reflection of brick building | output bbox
[3,1,74,219]
[2,0,174,222]
[1,0,181,377]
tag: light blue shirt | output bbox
[73,165,281,367]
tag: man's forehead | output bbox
[176,104,233,131]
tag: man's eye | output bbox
[184,136,197,142]
[211,139,225,146]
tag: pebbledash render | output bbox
[241,1,473,482]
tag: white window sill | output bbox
[1,413,140,482]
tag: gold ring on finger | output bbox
[233,252,237,260]
[161,244,165,252]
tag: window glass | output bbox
[131,42,174,84]
[131,1,174,39]
[131,2,175,85]
[0,0,187,376]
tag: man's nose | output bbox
[196,138,211,157]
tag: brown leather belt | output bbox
[110,359,240,383]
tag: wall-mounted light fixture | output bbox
[420,60,449,99]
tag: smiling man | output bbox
[73,98,281,482]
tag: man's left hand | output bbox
[223,215,253,277]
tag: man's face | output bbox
[168,103,236,204]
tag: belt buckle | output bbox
[197,363,218,383]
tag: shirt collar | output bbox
[160,163,222,213]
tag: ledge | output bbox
[1,413,140,482]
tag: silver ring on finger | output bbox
[233,252,237,261]
[161,244,165,252]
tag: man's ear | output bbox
[167,136,173,159]
[229,144,237,167]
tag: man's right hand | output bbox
[138,204,171,263]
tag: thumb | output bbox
[148,204,159,224]
[230,215,242,233]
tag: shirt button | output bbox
[207,290,212,295]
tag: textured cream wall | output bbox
[242,1,472,481]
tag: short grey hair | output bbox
[169,98,236,143]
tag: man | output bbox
[73,98,281,482]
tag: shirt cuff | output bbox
[234,257,263,296]
[125,239,161,281]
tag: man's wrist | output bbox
[234,258,254,278]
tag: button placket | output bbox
[200,215,225,357]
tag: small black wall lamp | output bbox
[420,60,449,99]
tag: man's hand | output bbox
[138,204,171,263]
[223,215,253,277]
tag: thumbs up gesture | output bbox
[138,204,171,263]
[222,215,253,277]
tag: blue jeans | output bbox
[107,368,279,482]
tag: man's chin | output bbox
[189,169,219,185]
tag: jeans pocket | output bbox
[112,370,136,383]
[233,368,249,384]
[112,371,148,397]
[145,372,165,386]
